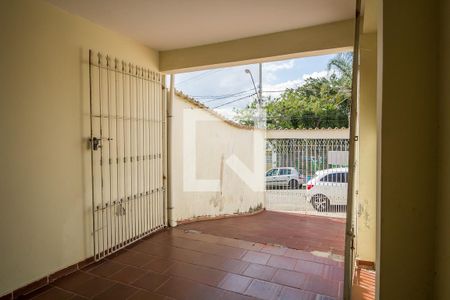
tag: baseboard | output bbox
[1,227,168,299]
[0,256,95,300]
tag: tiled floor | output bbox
[179,211,346,256]
[27,212,347,300]
[352,268,376,300]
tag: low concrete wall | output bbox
[265,190,346,218]
[171,94,265,223]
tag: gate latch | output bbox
[89,137,113,151]
[89,137,102,151]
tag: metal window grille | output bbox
[265,138,349,215]
[88,50,167,260]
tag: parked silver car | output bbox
[265,167,305,189]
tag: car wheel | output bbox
[311,194,330,212]
[288,179,299,189]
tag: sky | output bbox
[174,53,340,120]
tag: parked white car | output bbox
[265,167,305,189]
[306,168,348,211]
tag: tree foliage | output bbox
[234,52,353,129]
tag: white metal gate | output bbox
[88,50,167,260]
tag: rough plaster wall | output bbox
[379,0,438,299]
[0,0,158,296]
[171,96,265,222]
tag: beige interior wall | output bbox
[436,0,450,298]
[378,0,438,298]
[171,96,265,223]
[159,20,354,73]
[356,33,377,263]
[0,0,158,295]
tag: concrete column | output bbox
[378,0,438,298]
[356,33,377,264]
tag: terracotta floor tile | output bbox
[166,262,227,286]
[201,243,247,260]
[93,283,138,300]
[128,290,168,300]
[220,290,258,300]
[178,211,345,256]
[30,287,74,300]
[52,271,94,292]
[284,248,307,260]
[352,268,375,300]
[88,260,125,278]
[266,255,297,270]
[244,279,282,300]
[323,266,344,282]
[315,295,336,300]
[142,258,175,273]
[108,266,147,284]
[303,276,340,298]
[132,272,170,292]
[68,276,115,298]
[138,243,174,258]
[260,245,288,256]
[271,269,307,289]
[242,251,270,265]
[110,250,153,267]
[193,253,249,274]
[167,236,204,251]
[69,296,88,300]
[295,260,324,274]
[166,247,203,264]
[27,212,352,300]
[242,264,277,281]
[277,286,317,300]
[156,276,224,300]
[218,273,253,294]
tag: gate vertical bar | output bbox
[106,56,113,255]
[344,0,362,297]
[88,50,97,260]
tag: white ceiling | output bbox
[47,0,355,51]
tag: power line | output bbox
[204,92,256,104]
[212,93,257,109]
[176,69,223,86]
[193,88,254,101]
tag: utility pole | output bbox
[245,64,265,129]
[258,63,266,128]
[258,63,263,106]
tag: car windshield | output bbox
[266,169,278,176]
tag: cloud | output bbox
[263,59,295,83]
[263,70,329,98]
[302,70,328,80]
[264,60,295,72]
[215,107,238,119]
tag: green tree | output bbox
[234,52,353,129]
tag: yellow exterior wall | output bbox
[378,0,438,298]
[0,0,158,295]
[356,33,377,263]
[160,20,354,73]
[436,0,450,298]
